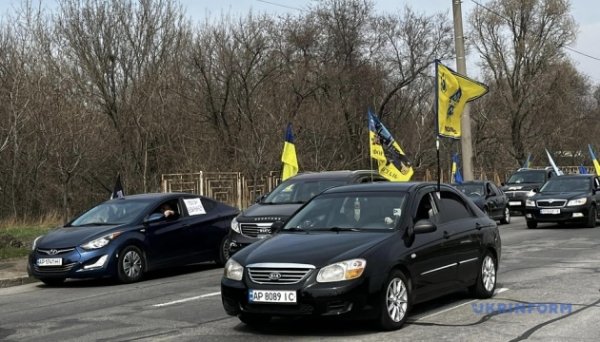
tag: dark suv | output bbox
[227,170,387,255]
[501,168,556,214]
[525,174,600,228]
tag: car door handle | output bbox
[443,231,450,239]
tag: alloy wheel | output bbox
[482,255,496,292]
[122,250,142,279]
[386,278,408,322]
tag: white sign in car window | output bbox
[183,198,206,215]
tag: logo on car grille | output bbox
[259,228,271,234]
[48,249,59,255]
[268,272,282,281]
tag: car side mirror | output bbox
[256,194,267,203]
[144,213,165,224]
[501,182,505,186]
[414,219,436,234]
[271,220,285,233]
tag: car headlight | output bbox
[526,190,536,197]
[80,232,121,250]
[31,235,43,251]
[525,199,536,207]
[224,258,244,281]
[316,258,366,283]
[230,217,241,234]
[567,198,587,206]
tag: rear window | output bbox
[263,179,347,204]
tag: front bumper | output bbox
[504,191,532,212]
[28,246,117,280]
[228,231,272,255]
[525,205,591,223]
[221,276,376,319]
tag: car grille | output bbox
[247,263,315,284]
[506,191,529,198]
[240,223,273,237]
[33,262,77,273]
[36,248,76,255]
[537,200,567,208]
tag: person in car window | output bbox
[161,204,176,218]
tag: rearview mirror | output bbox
[414,219,436,234]
[271,220,285,233]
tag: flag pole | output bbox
[436,137,441,192]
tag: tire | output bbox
[238,313,271,326]
[376,270,411,331]
[500,207,511,225]
[469,252,497,299]
[216,236,231,266]
[526,220,537,229]
[585,206,597,228]
[40,278,65,286]
[117,245,144,283]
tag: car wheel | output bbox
[469,252,497,299]
[585,206,597,228]
[216,236,230,266]
[117,245,144,283]
[40,278,65,286]
[500,207,511,224]
[238,313,271,326]
[526,220,537,229]
[376,270,411,331]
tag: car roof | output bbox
[106,192,196,202]
[322,181,447,194]
[548,174,594,180]
[288,170,380,181]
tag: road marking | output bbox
[152,291,221,308]
[408,287,509,322]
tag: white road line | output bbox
[409,287,509,322]
[152,291,221,308]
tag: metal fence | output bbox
[162,166,591,209]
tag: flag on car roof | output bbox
[578,165,588,174]
[588,144,600,176]
[111,174,124,199]
[368,109,413,182]
[522,153,532,169]
[451,153,463,184]
[281,123,298,181]
[435,60,489,139]
[545,149,564,176]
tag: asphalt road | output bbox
[1,216,599,341]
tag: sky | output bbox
[1,0,599,83]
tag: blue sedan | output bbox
[28,193,239,285]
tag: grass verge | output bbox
[0,220,60,260]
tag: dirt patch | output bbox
[0,234,24,248]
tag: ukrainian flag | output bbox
[451,153,463,184]
[436,60,489,138]
[281,123,298,181]
[368,109,413,181]
[588,144,600,176]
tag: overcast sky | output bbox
[2,0,598,84]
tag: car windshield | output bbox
[263,179,348,204]
[507,171,546,184]
[455,184,484,197]
[69,199,153,226]
[540,178,590,193]
[283,192,407,231]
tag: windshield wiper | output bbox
[75,222,114,226]
[285,227,307,232]
[319,227,361,232]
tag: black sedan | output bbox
[28,193,238,285]
[221,182,501,330]
[455,181,510,224]
[525,174,600,229]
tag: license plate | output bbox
[509,201,521,206]
[37,258,62,266]
[248,289,296,304]
[540,208,560,215]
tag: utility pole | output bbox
[452,0,474,181]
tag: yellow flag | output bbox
[368,110,413,181]
[437,61,488,138]
[281,123,298,181]
[588,144,600,176]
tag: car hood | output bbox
[37,225,123,249]
[534,191,589,200]
[238,203,303,222]
[235,231,392,267]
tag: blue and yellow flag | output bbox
[436,60,489,138]
[588,144,600,176]
[522,153,532,169]
[578,165,588,174]
[451,153,463,184]
[368,109,413,181]
[545,149,564,176]
[281,123,298,181]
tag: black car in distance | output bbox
[228,170,387,254]
[525,174,600,229]
[455,181,510,224]
[221,182,501,330]
[501,168,556,215]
